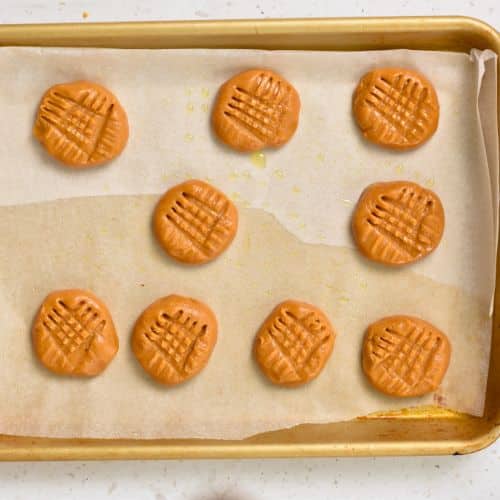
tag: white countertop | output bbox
[0,1,498,499]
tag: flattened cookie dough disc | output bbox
[153,179,238,265]
[254,300,335,387]
[33,80,129,168]
[353,68,439,150]
[32,289,119,376]
[362,315,451,397]
[352,181,445,266]
[132,295,218,386]
[212,69,301,152]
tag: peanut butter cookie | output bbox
[32,289,118,376]
[34,80,129,167]
[254,300,335,387]
[153,179,238,265]
[352,181,445,265]
[132,295,218,386]
[362,315,451,397]
[212,69,300,152]
[353,68,439,149]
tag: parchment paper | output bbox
[0,47,497,439]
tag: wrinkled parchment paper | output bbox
[0,47,497,439]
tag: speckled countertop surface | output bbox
[0,1,499,499]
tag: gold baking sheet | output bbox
[0,16,498,459]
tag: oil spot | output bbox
[250,151,266,169]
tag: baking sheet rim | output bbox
[0,15,498,459]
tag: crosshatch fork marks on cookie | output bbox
[223,76,289,142]
[41,299,105,365]
[212,68,300,152]
[144,309,208,377]
[154,180,238,264]
[33,289,119,377]
[34,81,129,167]
[132,295,218,385]
[363,317,451,397]
[371,325,441,394]
[39,89,116,163]
[364,74,435,143]
[353,68,439,150]
[366,189,435,258]
[266,309,330,378]
[165,190,231,256]
[255,301,335,387]
[353,181,445,265]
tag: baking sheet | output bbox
[0,47,497,439]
